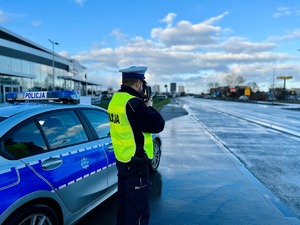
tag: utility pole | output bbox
[49,39,59,90]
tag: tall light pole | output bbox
[257,67,292,105]
[272,68,275,105]
[49,39,59,90]
[272,68,293,105]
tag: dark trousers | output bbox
[116,160,150,225]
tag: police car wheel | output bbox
[4,204,59,225]
[150,139,161,172]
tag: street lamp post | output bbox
[272,68,275,105]
[257,67,292,105]
[48,39,59,90]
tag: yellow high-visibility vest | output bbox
[108,92,153,163]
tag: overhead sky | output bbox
[1,0,300,93]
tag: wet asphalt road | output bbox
[77,99,297,225]
[179,97,300,220]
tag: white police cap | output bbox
[119,66,147,79]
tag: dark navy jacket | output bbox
[119,85,165,158]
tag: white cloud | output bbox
[31,20,43,27]
[203,11,229,25]
[151,20,221,47]
[71,12,297,91]
[110,28,127,40]
[0,9,12,23]
[151,12,230,48]
[160,13,177,27]
[0,10,7,23]
[72,0,86,6]
[0,9,27,24]
[273,7,292,18]
[267,29,300,42]
[220,37,277,53]
[74,35,291,88]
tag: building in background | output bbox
[152,84,160,94]
[178,85,184,93]
[170,82,177,94]
[0,26,100,103]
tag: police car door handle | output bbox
[42,157,63,170]
[107,143,114,151]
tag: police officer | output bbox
[108,66,165,225]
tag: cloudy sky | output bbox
[1,0,300,93]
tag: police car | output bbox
[0,91,162,225]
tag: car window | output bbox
[81,109,110,139]
[39,110,88,149]
[2,120,47,159]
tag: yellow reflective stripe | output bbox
[143,133,154,159]
[111,138,135,146]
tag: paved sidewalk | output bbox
[152,99,300,225]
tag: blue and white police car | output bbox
[0,91,162,225]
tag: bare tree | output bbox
[208,82,219,89]
[247,81,259,93]
[224,74,245,87]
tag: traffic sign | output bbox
[244,86,251,96]
[230,88,236,92]
[277,76,293,79]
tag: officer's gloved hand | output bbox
[145,98,153,107]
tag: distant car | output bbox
[239,95,249,100]
[154,94,168,100]
[0,91,162,225]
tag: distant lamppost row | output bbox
[48,39,59,90]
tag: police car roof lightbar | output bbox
[7,90,80,104]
